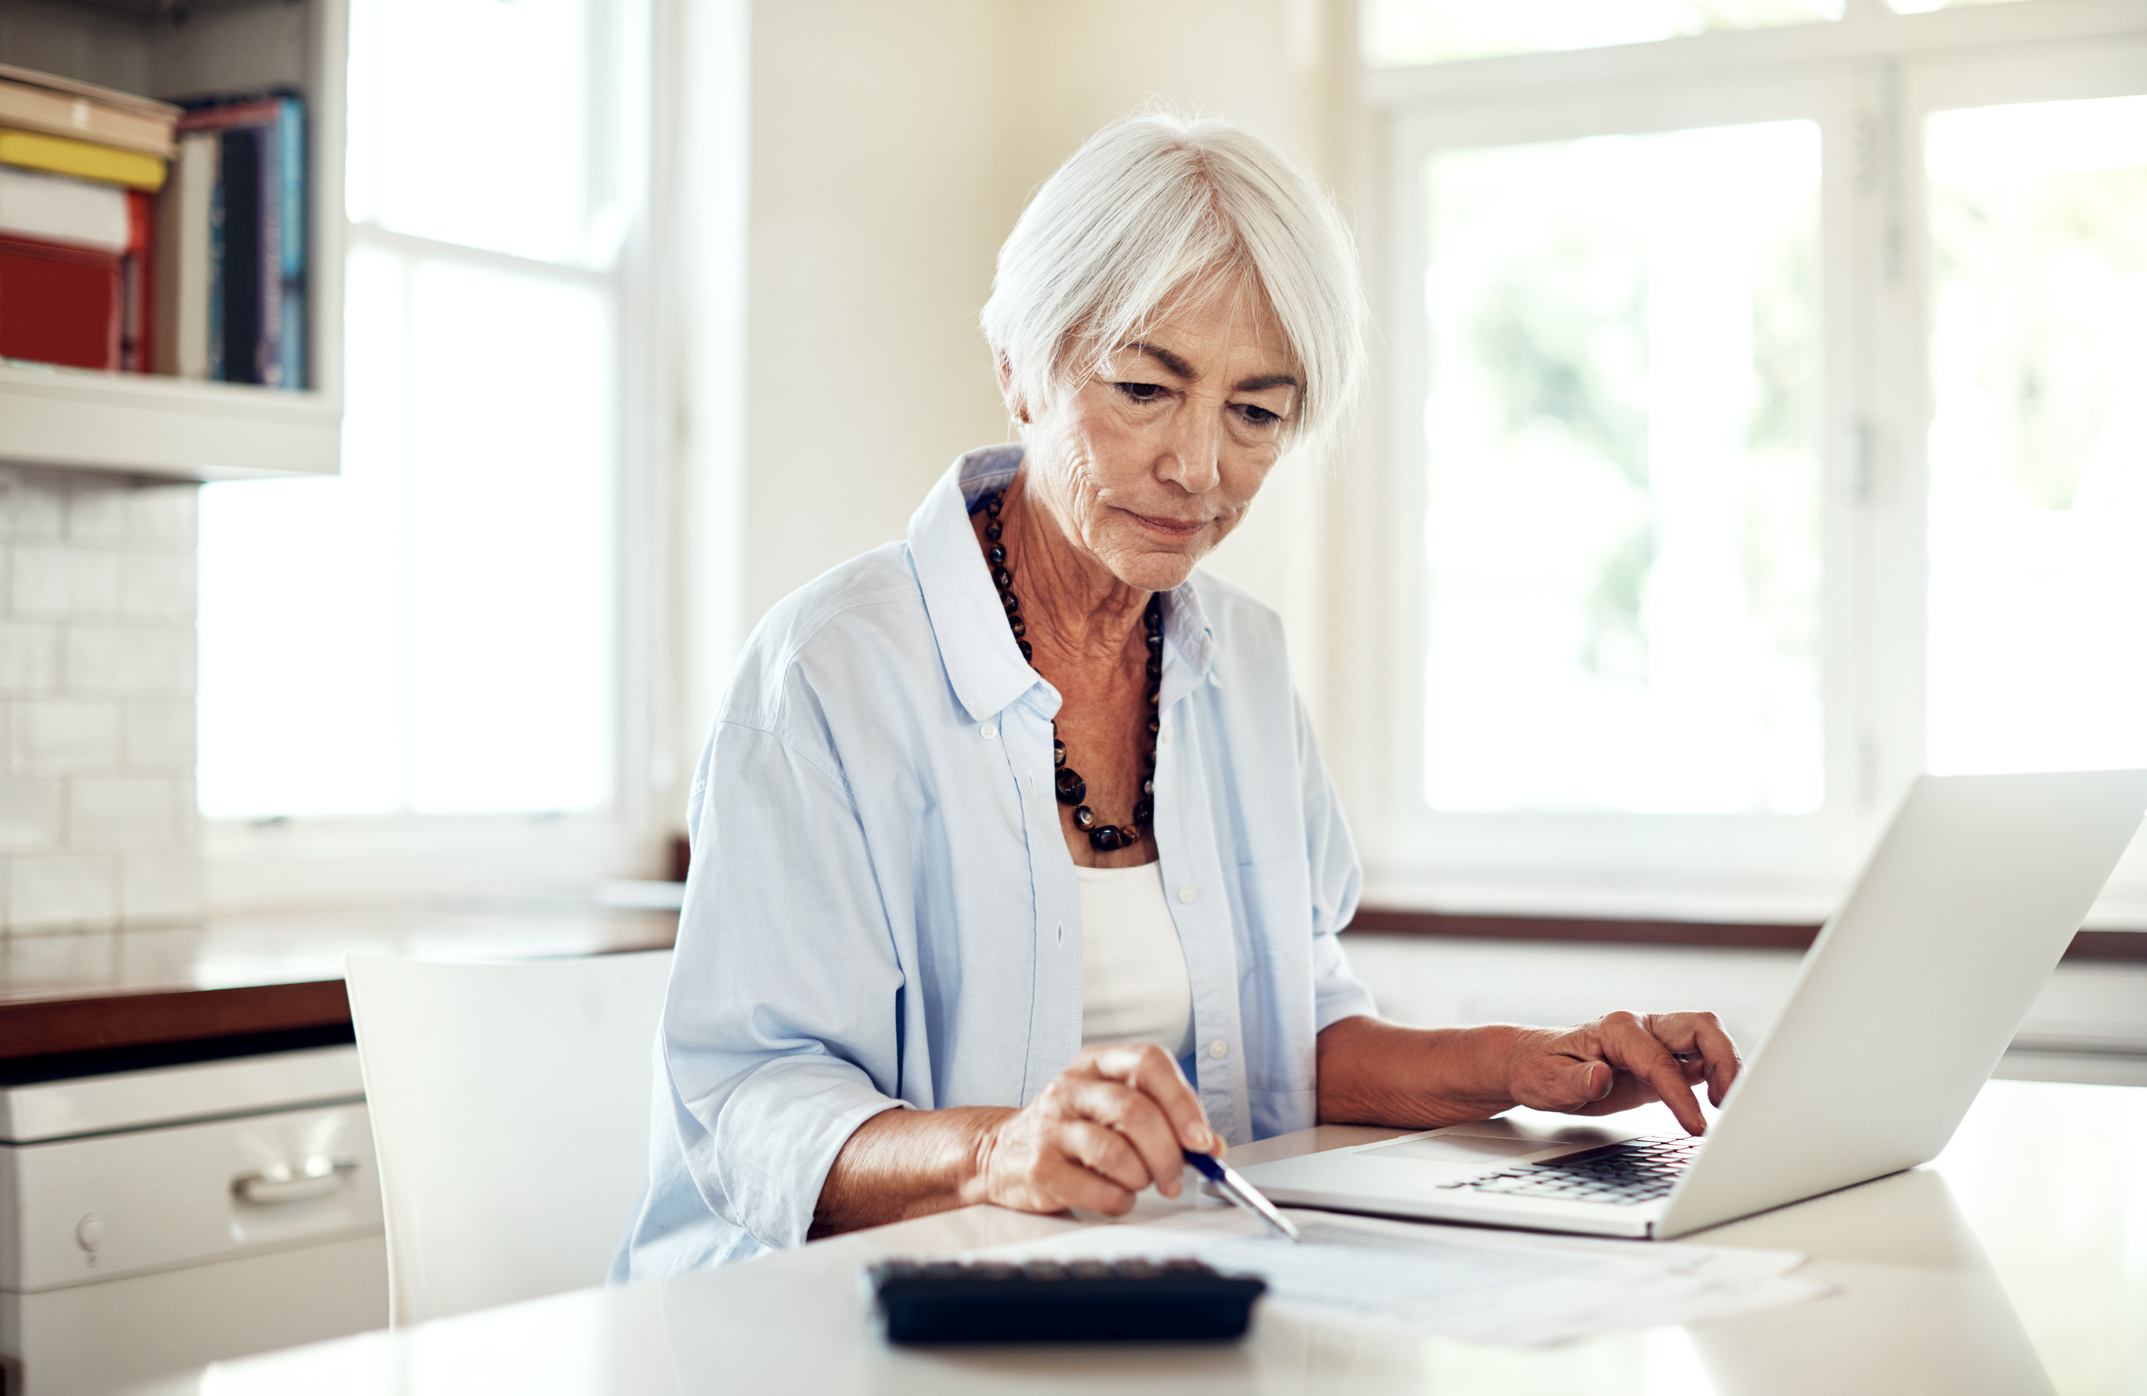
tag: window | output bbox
[1924,95,2147,779]
[1362,1,2147,923]
[1421,121,1823,816]
[197,0,652,900]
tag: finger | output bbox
[1600,1012,1706,1135]
[1088,1043,1218,1154]
[1057,1076,1186,1200]
[1509,1036,1615,1112]
[1043,1126,1140,1214]
[1058,1118,1151,1196]
[1644,1012,1743,1108]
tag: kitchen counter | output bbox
[0,904,678,1062]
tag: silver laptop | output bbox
[1236,770,2147,1240]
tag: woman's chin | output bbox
[1103,550,1202,596]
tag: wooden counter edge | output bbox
[0,979,355,1061]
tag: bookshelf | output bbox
[0,0,345,480]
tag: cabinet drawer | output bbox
[0,1103,381,1292]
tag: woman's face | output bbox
[1011,277,1299,595]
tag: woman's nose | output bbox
[1157,408,1223,492]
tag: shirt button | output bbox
[1158,721,1173,745]
[1209,1040,1229,1061]
[980,723,997,741]
[1178,885,1197,904]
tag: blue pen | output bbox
[1184,1150,1300,1243]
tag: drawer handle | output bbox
[232,1157,357,1206]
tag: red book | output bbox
[0,231,122,370]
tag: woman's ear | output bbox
[994,352,1030,425]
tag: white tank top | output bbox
[1076,860,1195,1061]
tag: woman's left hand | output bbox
[1501,1011,1742,1135]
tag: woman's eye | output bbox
[1115,381,1166,403]
[1238,404,1281,425]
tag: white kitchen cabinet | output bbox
[0,1045,387,1395]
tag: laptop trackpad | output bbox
[1362,1134,1554,1166]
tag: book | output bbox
[121,188,154,372]
[0,163,128,250]
[154,132,216,379]
[0,62,179,158]
[214,126,261,383]
[0,231,122,369]
[179,93,304,389]
[0,128,166,191]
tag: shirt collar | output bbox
[908,445,1217,722]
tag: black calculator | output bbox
[866,1257,1267,1344]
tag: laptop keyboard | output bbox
[1436,1134,1702,1206]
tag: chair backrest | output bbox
[345,950,672,1325]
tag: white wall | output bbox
[669,0,1362,799]
[1346,934,2147,1088]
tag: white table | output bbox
[141,1078,2145,1396]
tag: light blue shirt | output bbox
[613,446,1375,1280]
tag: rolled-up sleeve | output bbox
[1295,695,1378,1033]
[659,715,909,1252]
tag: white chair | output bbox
[345,950,673,1325]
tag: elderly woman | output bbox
[615,114,1739,1278]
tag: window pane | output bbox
[404,260,614,813]
[198,247,408,818]
[1366,0,1839,67]
[200,245,615,819]
[1926,96,2147,775]
[1421,122,1824,814]
[346,0,592,263]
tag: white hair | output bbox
[980,112,1367,453]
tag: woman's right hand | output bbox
[967,1044,1220,1217]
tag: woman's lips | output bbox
[1124,508,1209,539]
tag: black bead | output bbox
[1142,776,1154,796]
[1145,656,1161,681]
[1133,797,1153,824]
[1002,591,1020,614]
[1145,681,1161,702]
[1073,805,1095,830]
[1144,608,1163,635]
[1009,614,1026,639]
[986,492,1003,517]
[1053,739,1066,768]
[1147,716,1161,735]
[987,545,1006,565]
[1056,768,1087,805]
[985,521,1002,541]
[1145,632,1163,652]
[992,567,1013,590]
[1090,825,1124,851]
[1017,639,1032,661]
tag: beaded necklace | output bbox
[976,487,1161,853]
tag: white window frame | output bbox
[1352,0,2147,926]
[203,0,670,911]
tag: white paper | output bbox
[947,1207,1828,1347]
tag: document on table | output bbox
[950,1207,1827,1347]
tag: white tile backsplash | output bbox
[2,468,201,933]
[65,623,196,693]
[0,622,60,691]
[11,700,122,771]
[0,779,64,850]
